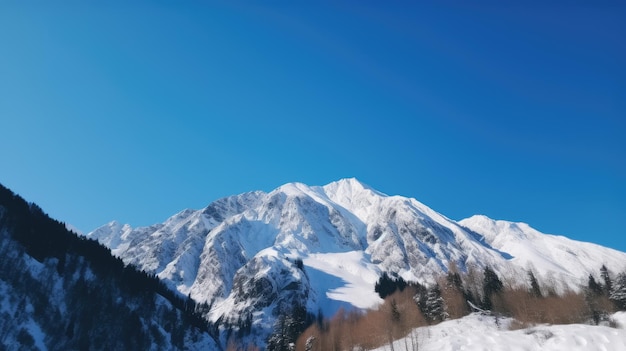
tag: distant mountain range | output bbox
[86,178,626,346]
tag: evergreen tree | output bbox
[267,304,308,351]
[375,273,396,299]
[267,315,289,351]
[586,274,610,325]
[528,270,542,298]
[446,270,463,291]
[600,265,613,296]
[482,267,503,310]
[423,284,447,323]
[443,270,470,318]
[375,273,408,299]
[587,275,603,296]
[609,272,626,311]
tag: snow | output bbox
[460,215,626,291]
[304,251,383,313]
[84,177,626,347]
[24,319,47,351]
[0,280,11,314]
[373,312,626,351]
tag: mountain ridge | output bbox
[86,178,626,347]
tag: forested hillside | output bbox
[0,184,218,350]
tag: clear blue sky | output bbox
[1,2,625,253]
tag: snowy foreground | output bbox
[373,312,626,351]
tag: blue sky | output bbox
[1,2,625,253]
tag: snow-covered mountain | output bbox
[87,178,626,344]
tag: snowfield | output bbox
[303,251,383,313]
[373,312,626,351]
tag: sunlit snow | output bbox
[304,251,383,312]
[373,312,626,351]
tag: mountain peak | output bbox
[274,181,312,196]
[322,178,386,199]
[270,178,386,208]
[460,214,496,227]
[460,215,537,238]
[326,177,372,190]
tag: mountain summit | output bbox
[87,178,626,344]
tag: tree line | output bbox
[295,262,626,351]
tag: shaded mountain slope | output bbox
[0,184,219,350]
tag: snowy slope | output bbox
[86,178,626,343]
[459,215,626,290]
[373,312,626,351]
